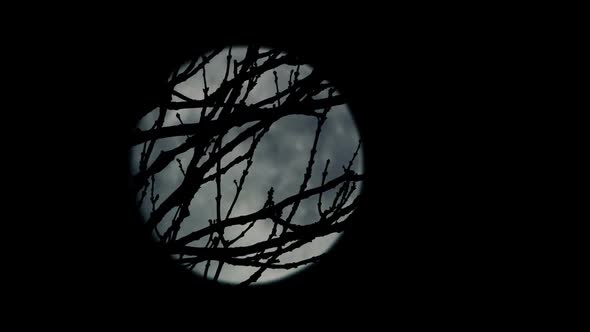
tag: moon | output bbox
[130,46,364,285]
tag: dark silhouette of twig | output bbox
[318,159,330,216]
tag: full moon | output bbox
[130,46,364,285]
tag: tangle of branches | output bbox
[130,45,364,286]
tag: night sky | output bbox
[130,46,363,284]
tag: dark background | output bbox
[14,9,560,323]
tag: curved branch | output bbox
[169,198,358,260]
[171,173,363,247]
[131,95,345,146]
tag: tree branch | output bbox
[131,95,345,145]
[170,173,363,247]
[169,204,354,259]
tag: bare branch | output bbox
[171,90,196,102]
[170,173,363,247]
[169,48,223,87]
[133,95,345,146]
[224,126,270,220]
[282,102,330,230]
[169,208,354,261]
[317,159,331,216]
[176,158,186,177]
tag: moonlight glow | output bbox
[130,46,364,285]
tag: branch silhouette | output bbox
[131,45,363,284]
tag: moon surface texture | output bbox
[130,46,364,285]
